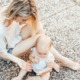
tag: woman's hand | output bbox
[1,52,32,72]
[17,59,32,72]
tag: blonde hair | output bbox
[4,0,39,33]
[36,35,53,49]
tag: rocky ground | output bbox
[0,0,80,80]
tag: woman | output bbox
[0,0,80,73]
[0,0,40,71]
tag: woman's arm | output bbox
[0,28,28,70]
[0,34,41,71]
[0,51,32,71]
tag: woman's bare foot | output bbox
[69,62,80,70]
[61,61,80,70]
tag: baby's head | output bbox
[36,35,52,58]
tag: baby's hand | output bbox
[17,59,32,72]
[33,58,39,64]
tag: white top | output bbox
[5,20,23,48]
[31,48,54,73]
[0,22,7,53]
[0,14,25,53]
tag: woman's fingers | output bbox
[18,59,33,71]
[26,65,33,71]
[22,62,33,72]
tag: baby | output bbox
[12,35,60,80]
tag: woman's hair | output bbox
[4,0,39,33]
[4,0,37,19]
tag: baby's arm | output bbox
[29,54,37,63]
[37,58,54,76]
[29,48,39,64]
[37,58,60,76]
[37,67,52,76]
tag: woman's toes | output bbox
[71,62,80,70]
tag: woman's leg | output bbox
[20,25,32,40]
[12,25,39,57]
[50,46,80,70]
[12,35,40,57]
[41,72,50,80]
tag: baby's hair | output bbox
[4,0,38,33]
[36,35,53,49]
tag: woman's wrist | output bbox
[3,51,20,63]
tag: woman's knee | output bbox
[21,26,32,40]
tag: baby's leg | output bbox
[26,76,41,80]
[50,47,80,70]
[48,61,60,72]
[41,72,50,80]
[26,72,50,80]
[12,69,27,80]
[53,62,60,72]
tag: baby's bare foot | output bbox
[53,62,60,72]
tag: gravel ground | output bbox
[0,0,80,80]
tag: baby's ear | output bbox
[53,62,60,72]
